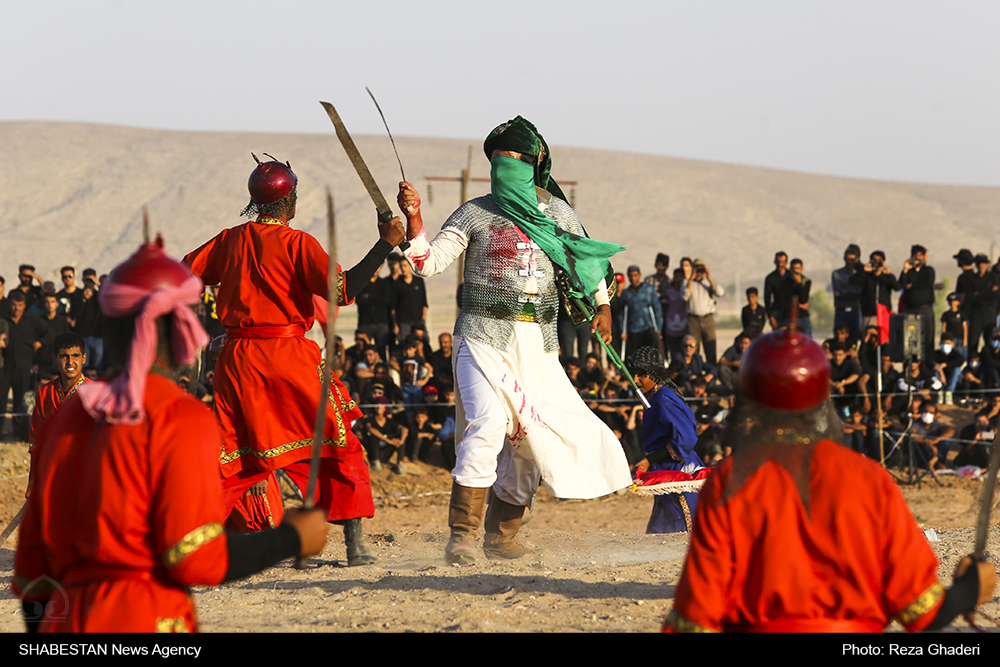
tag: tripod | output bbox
[888,378,943,489]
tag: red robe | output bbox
[665,439,944,633]
[184,219,372,524]
[29,375,90,448]
[12,375,229,632]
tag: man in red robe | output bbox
[665,327,995,633]
[29,332,89,443]
[26,332,91,497]
[184,155,404,565]
[13,239,327,632]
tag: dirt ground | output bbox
[1,405,999,634]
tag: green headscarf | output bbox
[484,116,567,201]
[489,152,623,304]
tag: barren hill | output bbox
[2,121,998,331]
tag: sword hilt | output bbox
[379,210,410,251]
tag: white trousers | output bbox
[452,322,632,506]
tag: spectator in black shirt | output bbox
[13,265,43,308]
[861,352,900,417]
[850,250,900,329]
[823,322,858,359]
[428,332,454,390]
[361,397,408,474]
[954,414,994,469]
[36,295,71,379]
[959,353,988,405]
[764,251,789,329]
[899,244,937,363]
[578,353,607,394]
[981,332,1000,395]
[856,325,881,381]
[391,258,428,348]
[831,244,864,345]
[72,285,104,373]
[786,258,812,336]
[941,293,969,360]
[676,335,717,393]
[55,266,84,322]
[934,332,966,404]
[409,323,434,360]
[829,342,861,415]
[1,291,47,441]
[969,254,1000,354]
[355,262,394,358]
[741,287,766,339]
[344,331,372,370]
[0,276,9,319]
[954,248,977,318]
[81,268,99,290]
[896,357,942,404]
[717,332,751,393]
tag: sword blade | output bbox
[296,189,340,571]
[974,440,1000,557]
[0,502,27,546]
[320,101,409,251]
[365,87,406,183]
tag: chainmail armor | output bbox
[448,194,584,353]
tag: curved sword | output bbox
[319,101,409,251]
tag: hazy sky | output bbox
[6,0,999,185]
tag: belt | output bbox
[730,618,883,633]
[227,324,306,339]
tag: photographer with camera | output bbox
[850,250,900,331]
[682,258,724,365]
[899,244,937,363]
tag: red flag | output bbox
[877,303,891,345]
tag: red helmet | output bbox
[247,153,297,205]
[107,234,194,294]
[740,329,830,412]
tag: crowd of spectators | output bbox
[559,244,1000,475]
[5,242,999,477]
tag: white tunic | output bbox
[404,195,631,505]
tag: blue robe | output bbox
[642,385,702,533]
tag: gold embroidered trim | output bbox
[897,582,945,627]
[220,437,342,465]
[664,609,718,633]
[58,375,88,402]
[336,271,349,306]
[155,617,191,633]
[255,215,288,227]
[319,361,355,446]
[679,495,693,532]
[262,493,276,529]
[162,522,224,568]
[218,363,357,466]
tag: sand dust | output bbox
[1,414,998,633]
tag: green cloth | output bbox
[490,155,623,302]
[483,116,567,203]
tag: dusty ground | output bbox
[1,406,999,634]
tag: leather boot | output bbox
[483,497,536,560]
[445,483,487,565]
[343,518,377,566]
